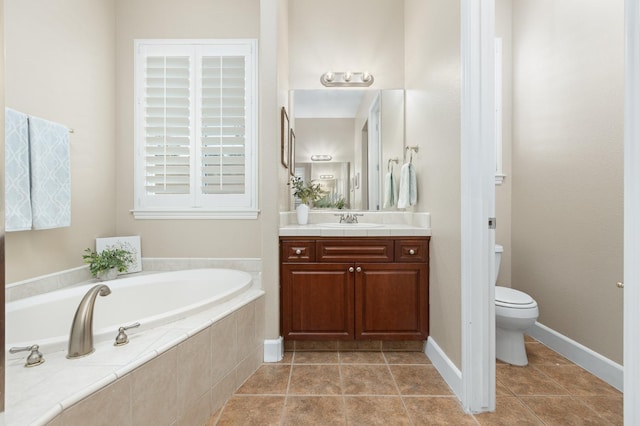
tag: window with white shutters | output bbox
[133,40,258,219]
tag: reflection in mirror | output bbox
[295,162,350,209]
[292,89,405,211]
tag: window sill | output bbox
[131,209,259,220]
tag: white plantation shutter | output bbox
[145,55,192,196]
[200,55,246,195]
[134,40,257,218]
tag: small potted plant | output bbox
[288,176,326,224]
[83,244,135,281]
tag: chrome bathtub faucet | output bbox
[67,284,111,359]
[10,344,45,367]
[114,322,141,346]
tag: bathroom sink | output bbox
[316,222,384,228]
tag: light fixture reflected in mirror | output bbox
[319,174,335,180]
[310,154,332,161]
[320,71,374,87]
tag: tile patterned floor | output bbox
[206,338,622,425]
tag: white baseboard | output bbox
[263,337,284,362]
[528,322,623,392]
[425,336,463,399]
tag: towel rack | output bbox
[405,146,419,163]
[387,158,399,172]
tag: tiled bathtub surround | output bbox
[7,294,264,425]
[5,265,93,302]
[5,260,264,425]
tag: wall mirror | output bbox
[291,89,405,211]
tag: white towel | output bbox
[397,162,417,208]
[5,108,33,231]
[29,115,71,229]
[383,170,396,208]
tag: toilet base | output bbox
[496,327,528,366]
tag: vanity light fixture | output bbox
[310,154,333,161]
[320,71,374,87]
[319,174,335,180]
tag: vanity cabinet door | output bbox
[354,263,428,340]
[281,263,355,340]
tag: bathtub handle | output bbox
[114,322,141,347]
[9,344,45,367]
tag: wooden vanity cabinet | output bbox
[280,237,430,341]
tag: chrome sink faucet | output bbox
[67,284,111,359]
[336,213,364,224]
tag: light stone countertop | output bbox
[279,211,432,237]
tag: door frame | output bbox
[624,0,640,422]
[460,0,496,413]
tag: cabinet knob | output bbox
[356,266,362,272]
[349,267,355,273]
[295,249,302,255]
[409,249,416,255]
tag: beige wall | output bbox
[405,0,462,368]
[511,0,624,363]
[4,0,117,283]
[115,0,284,341]
[114,0,263,259]
[288,0,404,90]
[495,0,513,285]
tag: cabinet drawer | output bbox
[395,239,429,262]
[317,239,393,262]
[281,240,316,262]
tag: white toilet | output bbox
[494,244,539,366]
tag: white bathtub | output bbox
[6,266,264,426]
[6,268,252,353]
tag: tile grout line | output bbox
[384,351,416,425]
[278,352,295,425]
[515,397,548,426]
[338,351,349,425]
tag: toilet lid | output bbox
[495,286,534,305]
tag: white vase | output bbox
[296,203,310,225]
[97,267,118,281]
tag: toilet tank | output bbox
[494,244,504,285]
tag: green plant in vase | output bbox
[288,176,326,224]
[288,176,326,205]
